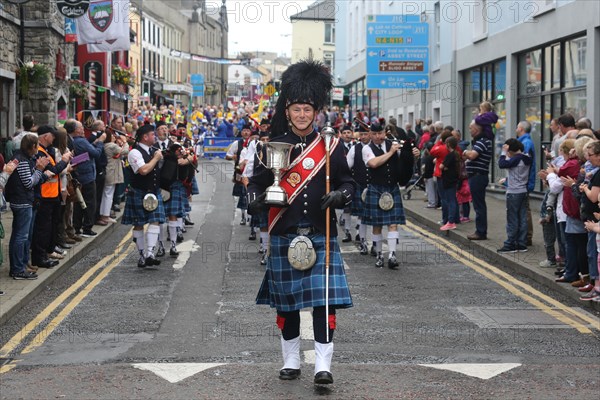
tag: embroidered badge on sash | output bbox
[286,172,301,188]
[302,157,315,170]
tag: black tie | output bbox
[377,144,382,151]
[161,142,166,150]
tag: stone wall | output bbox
[0,0,75,126]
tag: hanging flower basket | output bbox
[69,80,89,99]
[16,60,51,99]
[112,64,136,87]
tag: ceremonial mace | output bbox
[321,124,336,342]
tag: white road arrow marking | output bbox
[418,363,522,380]
[132,363,226,383]
[173,240,200,270]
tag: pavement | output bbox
[0,184,597,326]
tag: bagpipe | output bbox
[353,117,416,186]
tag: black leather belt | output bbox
[467,171,489,177]
[286,226,317,235]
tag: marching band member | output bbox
[248,60,355,385]
[160,142,196,256]
[122,124,165,268]
[345,124,371,254]
[362,123,419,269]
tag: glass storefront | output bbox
[462,58,507,185]
[517,35,588,190]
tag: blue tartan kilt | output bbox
[351,186,367,218]
[121,187,166,226]
[164,181,188,218]
[362,184,406,226]
[191,175,199,195]
[250,209,268,228]
[256,234,353,311]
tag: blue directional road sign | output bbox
[366,14,429,89]
[190,74,205,97]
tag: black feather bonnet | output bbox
[270,59,332,136]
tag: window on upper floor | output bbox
[533,0,556,17]
[324,23,335,44]
[472,0,488,42]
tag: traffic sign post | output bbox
[264,84,276,97]
[366,14,429,90]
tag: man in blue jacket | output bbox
[65,119,105,237]
[516,120,536,246]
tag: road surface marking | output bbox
[21,243,136,355]
[419,363,522,380]
[173,240,200,270]
[300,311,313,340]
[0,232,133,361]
[405,221,598,333]
[132,363,226,383]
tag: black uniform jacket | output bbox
[248,130,356,237]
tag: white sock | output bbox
[177,217,184,229]
[373,234,383,253]
[343,212,351,231]
[359,223,367,241]
[260,231,269,251]
[388,231,400,257]
[168,220,179,247]
[146,224,160,258]
[133,229,145,254]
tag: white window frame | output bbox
[472,0,488,43]
[534,0,556,17]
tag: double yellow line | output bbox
[0,232,134,374]
[404,221,599,334]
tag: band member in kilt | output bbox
[338,125,355,243]
[160,142,195,256]
[226,125,252,226]
[242,128,270,264]
[345,124,371,254]
[122,124,166,268]
[248,60,355,385]
[362,123,418,269]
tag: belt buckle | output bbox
[297,227,312,236]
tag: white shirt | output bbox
[226,140,239,158]
[156,139,170,151]
[241,139,259,178]
[128,143,152,174]
[362,142,387,166]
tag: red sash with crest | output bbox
[267,135,339,233]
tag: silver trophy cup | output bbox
[258,141,295,206]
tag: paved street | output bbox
[0,159,599,399]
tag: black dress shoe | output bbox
[249,231,257,241]
[279,368,301,380]
[355,234,361,242]
[57,243,73,250]
[145,256,161,266]
[341,232,352,243]
[370,244,377,257]
[176,232,184,243]
[170,247,179,257]
[156,245,166,257]
[137,257,146,268]
[35,259,59,268]
[375,256,384,268]
[388,257,399,270]
[184,217,194,226]
[314,371,333,384]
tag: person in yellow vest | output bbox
[31,126,73,269]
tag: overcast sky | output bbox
[223,0,313,57]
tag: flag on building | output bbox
[76,0,130,52]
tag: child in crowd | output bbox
[439,136,460,231]
[497,138,532,253]
[475,101,499,141]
